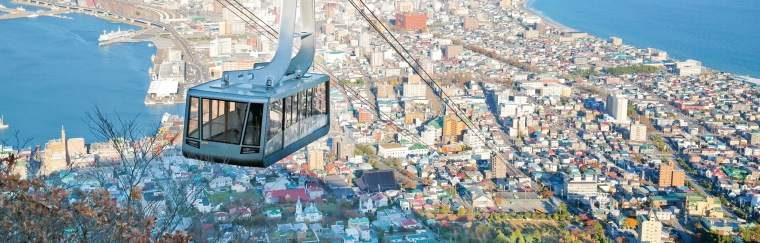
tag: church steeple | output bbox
[296,196,303,215]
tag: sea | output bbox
[526,0,760,78]
[0,0,183,147]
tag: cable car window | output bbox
[187,97,200,139]
[201,98,247,144]
[266,99,283,156]
[243,103,263,146]
[299,91,307,122]
[284,96,292,127]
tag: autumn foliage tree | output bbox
[0,154,192,242]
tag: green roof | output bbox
[409,143,428,150]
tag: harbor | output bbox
[0,3,73,20]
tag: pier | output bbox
[98,27,154,46]
[0,4,73,20]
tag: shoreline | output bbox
[516,0,758,79]
[519,0,573,32]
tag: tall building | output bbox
[639,212,662,243]
[463,17,478,30]
[357,108,374,123]
[672,170,685,187]
[607,93,629,123]
[491,156,507,179]
[442,116,466,137]
[336,141,355,160]
[402,83,426,97]
[307,147,324,171]
[658,162,673,188]
[629,122,647,142]
[40,126,68,176]
[395,13,427,30]
[370,51,384,67]
[463,130,484,148]
[746,130,760,145]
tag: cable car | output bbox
[182,0,329,168]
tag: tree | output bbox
[489,231,509,243]
[624,218,638,228]
[0,154,192,243]
[458,207,467,216]
[541,190,554,198]
[494,197,503,205]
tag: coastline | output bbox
[519,0,573,32]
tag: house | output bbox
[400,219,420,230]
[210,176,233,189]
[464,186,494,208]
[264,209,282,219]
[266,188,309,204]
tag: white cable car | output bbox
[182,0,329,167]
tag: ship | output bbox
[27,13,39,18]
[98,26,134,42]
[16,6,24,11]
[0,116,8,130]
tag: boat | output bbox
[0,116,8,130]
[0,4,6,9]
[148,43,154,47]
[16,6,25,11]
[98,26,134,42]
[27,13,39,18]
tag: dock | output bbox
[0,5,73,20]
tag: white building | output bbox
[210,177,233,189]
[675,59,703,77]
[295,198,323,222]
[629,122,647,142]
[564,174,599,200]
[378,143,408,158]
[639,213,663,243]
[463,130,484,148]
[403,83,426,97]
[607,93,629,124]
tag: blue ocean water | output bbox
[526,0,760,78]
[0,0,183,146]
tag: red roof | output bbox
[267,188,308,202]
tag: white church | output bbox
[295,197,323,222]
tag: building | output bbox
[638,212,662,243]
[746,130,760,145]
[675,59,703,76]
[402,83,426,97]
[378,143,408,158]
[295,198,323,222]
[357,108,374,123]
[221,58,257,72]
[442,116,466,137]
[463,130,484,148]
[370,51,384,67]
[671,170,685,187]
[491,156,507,179]
[395,13,426,30]
[463,17,478,30]
[629,122,647,142]
[609,36,623,46]
[40,127,68,176]
[658,162,673,188]
[687,197,725,218]
[607,93,629,123]
[564,175,599,199]
[336,141,355,160]
[307,147,324,171]
[444,45,463,59]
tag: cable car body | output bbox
[182,0,329,168]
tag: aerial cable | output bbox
[215,0,435,151]
[345,0,523,176]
